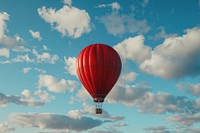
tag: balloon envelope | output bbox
[76,44,122,103]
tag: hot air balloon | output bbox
[76,44,122,114]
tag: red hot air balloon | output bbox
[76,44,122,114]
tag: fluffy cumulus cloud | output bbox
[140,27,200,79]
[29,30,42,41]
[64,56,77,76]
[176,83,200,96]
[10,112,103,132]
[98,12,150,36]
[114,36,151,63]
[0,48,9,58]
[38,74,77,93]
[114,27,200,79]
[0,122,15,132]
[38,5,91,38]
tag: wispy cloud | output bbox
[0,122,15,132]
[97,2,121,11]
[0,48,9,58]
[144,126,170,133]
[176,83,200,96]
[149,26,177,40]
[166,114,200,127]
[0,89,51,107]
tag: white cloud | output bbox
[23,67,32,74]
[105,81,200,114]
[0,12,9,40]
[10,112,103,132]
[176,83,200,96]
[97,2,121,11]
[33,49,59,64]
[13,54,33,63]
[121,72,137,82]
[29,30,42,41]
[64,56,76,76]
[38,74,77,93]
[68,102,124,121]
[140,27,200,79]
[15,35,24,41]
[0,89,54,107]
[0,91,45,107]
[114,36,151,63]
[43,45,49,51]
[0,12,25,48]
[38,5,91,38]
[0,48,9,58]
[166,114,200,127]
[107,83,150,106]
[144,126,169,133]
[1,49,58,64]
[23,67,46,74]
[63,0,72,5]
[76,86,91,101]
[34,68,46,74]
[0,122,15,132]
[98,13,150,35]
[34,90,55,102]
[21,89,32,98]
[12,46,30,53]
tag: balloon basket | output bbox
[96,108,102,114]
[95,102,102,114]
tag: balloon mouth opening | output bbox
[93,97,104,103]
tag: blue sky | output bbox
[0,0,200,133]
